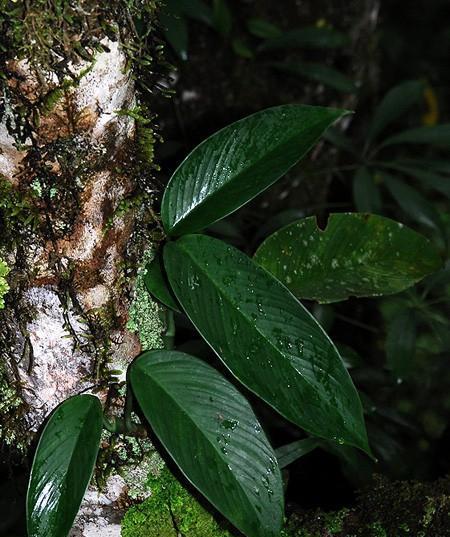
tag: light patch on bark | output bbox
[70,476,125,537]
[75,39,135,142]
[19,286,91,430]
[0,122,24,182]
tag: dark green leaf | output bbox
[247,18,282,39]
[393,158,450,174]
[422,266,450,295]
[382,172,445,233]
[159,8,189,60]
[144,253,180,312]
[27,395,102,537]
[367,80,425,143]
[324,126,356,155]
[352,167,382,213]
[161,105,347,236]
[381,124,450,148]
[254,213,441,303]
[232,38,254,59]
[386,310,416,381]
[212,0,232,37]
[164,235,369,453]
[260,26,349,51]
[130,350,283,537]
[271,62,356,93]
[381,163,450,198]
[172,0,213,25]
[336,343,364,369]
[275,438,319,468]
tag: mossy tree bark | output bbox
[0,2,165,535]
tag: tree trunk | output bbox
[0,3,165,534]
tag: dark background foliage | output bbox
[151,0,450,514]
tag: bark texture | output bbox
[0,3,165,534]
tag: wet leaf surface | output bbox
[130,350,283,537]
[164,234,369,453]
[161,105,346,236]
[255,213,441,303]
[27,395,102,537]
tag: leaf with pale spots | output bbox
[254,213,441,303]
[164,234,370,454]
[27,395,102,537]
[130,350,283,537]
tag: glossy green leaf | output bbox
[380,124,450,148]
[260,26,349,51]
[386,309,416,381]
[247,18,282,39]
[366,80,425,143]
[275,438,320,468]
[164,234,369,452]
[254,213,441,303]
[161,105,347,236]
[144,253,180,312]
[352,167,382,213]
[27,395,102,537]
[130,350,283,537]
[382,173,445,233]
[271,62,356,93]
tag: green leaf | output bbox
[271,62,356,93]
[159,7,189,60]
[144,253,180,312]
[366,80,425,143]
[260,26,349,51]
[386,309,416,381]
[161,105,347,236]
[27,395,102,537]
[382,173,445,233]
[275,438,319,468]
[381,163,450,198]
[173,0,213,25]
[380,124,450,148]
[352,167,382,213]
[247,18,282,39]
[254,213,441,303]
[232,38,254,59]
[130,350,283,537]
[212,0,232,37]
[164,234,369,453]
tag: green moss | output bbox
[0,1,163,97]
[127,248,165,351]
[121,466,235,537]
[0,360,27,451]
[281,475,450,537]
[0,258,9,309]
[0,177,39,248]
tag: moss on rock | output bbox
[282,475,450,537]
[126,247,165,351]
[121,466,235,537]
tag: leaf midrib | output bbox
[135,362,267,530]
[175,241,355,443]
